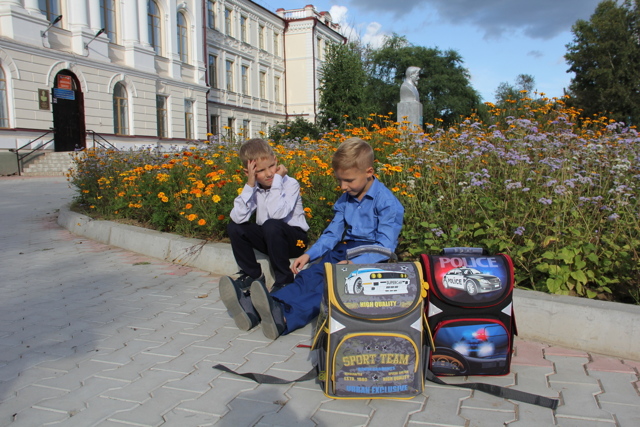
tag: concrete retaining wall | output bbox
[57,204,640,361]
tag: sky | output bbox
[255,0,603,103]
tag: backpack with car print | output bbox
[420,248,517,376]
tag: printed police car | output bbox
[344,268,410,295]
[441,268,502,295]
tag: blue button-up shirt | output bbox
[305,178,404,264]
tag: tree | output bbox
[495,74,536,103]
[366,35,483,126]
[317,42,372,129]
[565,0,640,124]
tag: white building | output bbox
[0,0,343,168]
[204,2,342,140]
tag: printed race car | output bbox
[441,268,502,295]
[344,268,410,295]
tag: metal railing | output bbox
[9,129,55,176]
[87,130,119,151]
[9,129,119,175]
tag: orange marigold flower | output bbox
[185,203,193,209]
[198,219,206,226]
[218,214,225,221]
[212,195,221,203]
[187,214,197,221]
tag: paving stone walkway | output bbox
[0,177,638,426]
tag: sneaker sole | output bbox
[219,276,252,331]
[251,282,280,340]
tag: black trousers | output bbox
[227,219,308,286]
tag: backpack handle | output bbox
[346,245,398,262]
[441,247,488,255]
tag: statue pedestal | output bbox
[397,100,423,130]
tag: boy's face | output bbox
[335,166,374,200]
[248,156,277,189]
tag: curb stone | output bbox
[57,203,640,361]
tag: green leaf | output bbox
[571,270,588,284]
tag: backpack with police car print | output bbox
[420,248,517,376]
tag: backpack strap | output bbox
[213,364,316,384]
[212,364,559,409]
[425,369,559,410]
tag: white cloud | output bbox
[329,5,388,48]
[348,0,601,40]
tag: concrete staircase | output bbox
[21,151,78,177]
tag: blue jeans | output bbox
[271,241,367,334]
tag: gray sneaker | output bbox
[250,279,286,340]
[219,276,260,331]
[234,272,264,291]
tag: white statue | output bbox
[397,66,423,129]
[400,66,420,103]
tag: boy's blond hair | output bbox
[238,138,275,167]
[331,137,374,171]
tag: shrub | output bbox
[69,97,640,304]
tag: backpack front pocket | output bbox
[330,332,422,398]
[430,318,512,376]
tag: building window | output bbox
[273,32,279,56]
[260,122,268,136]
[317,37,323,60]
[156,95,168,138]
[177,11,188,62]
[207,0,216,29]
[210,114,219,137]
[0,67,8,128]
[185,100,193,140]
[241,119,250,138]
[100,0,117,42]
[225,60,233,91]
[208,54,218,88]
[227,117,235,139]
[148,0,162,55]
[113,82,128,135]
[240,15,247,43]
[274,76,280,103]
[38,0,61,23]
[259,25,265,50]
[259,71,266,99]
[241,65,249,95]
[224,8,232,37]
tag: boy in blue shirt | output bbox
[219,137,404,339]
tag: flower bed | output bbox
[69,97,640,303]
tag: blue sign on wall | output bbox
[53,88,75,100]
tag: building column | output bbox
[88,0,101,32]
[23,0,41,14]
[137,0,149,46]
[122,0,140,44]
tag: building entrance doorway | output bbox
[52,70,86,152]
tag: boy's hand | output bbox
[291,253,310,275]
[337,260,353,265]
[276,164,287,177]
[245,160,257,187]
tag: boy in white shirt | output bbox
[220,139,309,309]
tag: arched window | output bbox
[0,67,8,128]
[177,12,188,63]
[113,83,128,135]
[38,0,61,23]
[147,0,162,55]
[100,0,117,43]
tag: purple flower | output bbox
[607,213,620,221]
[538,197,553,205]
[514,226,525,236]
